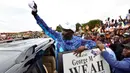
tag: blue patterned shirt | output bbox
[34,14,96,52]
[33,14,96,70]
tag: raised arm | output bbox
[73,38,96,56]
[81,39,96,49]
[33,13,60,40]
[29,1,60,40]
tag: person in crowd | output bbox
[97,41,130,73]
[84,32,92,40]
[114,19,118,27]
[126,9,130,24]
[105,17,110,28]
[119,16,126,26]
[98,33,106,43]
[109,35,124,61]
[110,19,115,26]
[101,24,106,33]
[105,31,112,45]
[122,32,130,44]
[28,1,96,70]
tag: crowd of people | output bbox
[74,9,130,60]
[28,1,130,73]
[74,9,130,73]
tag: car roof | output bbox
[0,38,54,73]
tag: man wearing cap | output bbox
[28,1,96,70]
[97,41,130,73]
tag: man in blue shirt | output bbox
[28,1,96,55]
[97,41,130,73]
[28,1,96,70]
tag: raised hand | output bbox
[28,1,37,12]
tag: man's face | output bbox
[99,35,105,42]
[114,37,119,43]
[62,31,73,40]
[106,34,110,39]
[122,47,130,57]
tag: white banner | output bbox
[63,49,110,73]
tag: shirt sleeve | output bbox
[101,51,130,71]
[81,39,96,49]
[33,14,60,40]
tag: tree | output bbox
[82,19,102,31]
[75,23,81,32]
[56,25,62,32]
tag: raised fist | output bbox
[28,1,37,11]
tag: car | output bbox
[0,38,111,73]
[0,38,56,73]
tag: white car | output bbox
[0,38,56,73]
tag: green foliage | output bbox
[75,23,81,31]
[82,19,102,31]
[56,25,62,32]
[55,19,102,32]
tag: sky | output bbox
[0,0,130,32]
